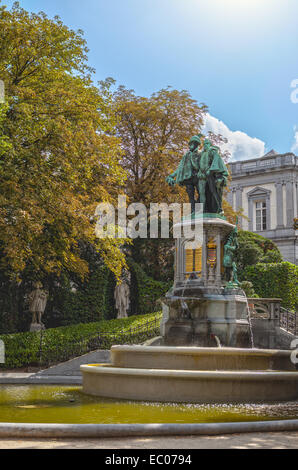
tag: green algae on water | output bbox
[0,385,298,424]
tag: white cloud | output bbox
[291,125,298,153]
[202,113,266,162]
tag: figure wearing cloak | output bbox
[203,140,229,214]
[166,135,229,215]
[166,134,203,213]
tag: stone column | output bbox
[266,192,271,230]
[286,180,294,227]
[295,182,298,218]
[248,197,253,231]
[216,232,221,286]
[275,181,284,228]
[176,238,183,283]
[235,186,243,228]
[226,188,233,207]
[181,239,186,281]
[201,229,207,286]
[232,187,236,211]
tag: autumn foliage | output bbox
[0,3,126,280]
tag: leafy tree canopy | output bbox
[103,82,241,277]
[109,83,207,206]
[0,2,127,280]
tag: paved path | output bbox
[0,431,298,449]
[35,349,110,377]
[0,349,111,384]
[0,373,81,384]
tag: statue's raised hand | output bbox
[166,175,176,187]
[216,177,224,188]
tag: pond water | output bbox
[1,385,298,424]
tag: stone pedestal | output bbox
[162,293,249,347]
[162,215,251,348]
[30,322,45,332]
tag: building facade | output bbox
[227,150,298,265]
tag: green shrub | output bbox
[0,312,162,369]
[238,230,279,252]
[239,281,259,298]
[260,250,283,264]
[243,262,298,311]
[237,230,282,273]
[237,242,264,270]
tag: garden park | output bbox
[0,1,297,449]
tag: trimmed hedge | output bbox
[238,230,280,252]
[0,258,169,333]
[0,312,162,369]
[243,262,298,311]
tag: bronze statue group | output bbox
[166,134,229,215]
[166,135,240,287]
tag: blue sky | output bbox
[3,0,298,160]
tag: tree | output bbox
[108,83,241,279]
[111,84,207,206]
[0,3,127,281]
[0,103,11,157]
[236,230,282,274]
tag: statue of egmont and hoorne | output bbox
[166,134,229,215]
[166,134,240,288]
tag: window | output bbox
[243,162,256,170]
[256,201,267,231]
[259,159,274,167]
[248,187,271,233]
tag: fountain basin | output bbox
[81,346,298,404]
[111,345,297,371]
[81,365,298,404]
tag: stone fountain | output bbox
[161,213,250,348]
[81,134,298,403]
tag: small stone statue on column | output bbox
[114,274,130,319]
[28,282,48,332]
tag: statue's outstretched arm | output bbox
[170,169,178,178]
[166,169,178,186]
